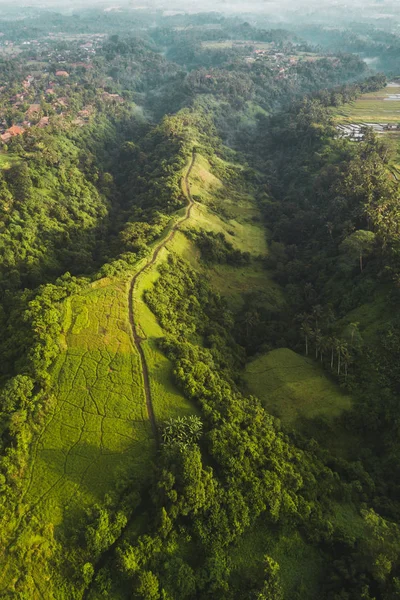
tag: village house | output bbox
[55,70,69,78]
[1,125,25,143]
[56,97,68,107]
[102,92,124,103]
[38,116,50,128]
[26,104,41,116]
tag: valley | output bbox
[0,6,400,600]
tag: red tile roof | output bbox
[7,125,24,136]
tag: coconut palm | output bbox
[313,327,322,359]
[301,322,313,356]
[335,340,348,376]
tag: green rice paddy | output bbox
[334,84,400,124]
[21,279,154,528]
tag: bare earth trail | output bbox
[128,149,196,442]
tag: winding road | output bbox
[128,148,196,442]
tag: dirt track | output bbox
[128,149,196,442]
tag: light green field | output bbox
[334,85,400,123]
[189,153,264,229]
[201,40,273,50]
[244,348,352,427]
[133,244,197,422]
[209,262,284,311]
[21,279,154,528]
[183,199,267,256]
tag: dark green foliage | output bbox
[187,229,251,265]
[161,415,203,449]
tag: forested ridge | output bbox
[0,6,400,600]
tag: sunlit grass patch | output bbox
[22,278,154,531]
[134,246,197,422]
[183,202,267,256]
[244,348,352,427]
[208,262,284,311]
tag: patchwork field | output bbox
[21,279,154,527]
[334,84,400,124]
[244,348,352,428]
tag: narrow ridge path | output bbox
[128,148,196,443]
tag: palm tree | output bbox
[319,336,329,363]
[312,305,323,329]
[335,340,348,376]
[342,346,352,379]
[243,309,260,342]
[326,221,334,240]
[304,283,315,304]
[301,322,313,356]
[349,322,359,345]
[328,336,337,370]
[313,328,322,359]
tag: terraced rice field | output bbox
[334,84,400,124]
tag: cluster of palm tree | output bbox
[299,306,359,377]
[161,415,203,450]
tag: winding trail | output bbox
[128,148,196,442]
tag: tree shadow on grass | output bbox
[28,435,155,531]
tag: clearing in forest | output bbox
[244,347,352,428]
[185,152,268,255]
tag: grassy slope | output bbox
[133,247,196,422]
[21,279,154,528]
[176,151,284,311]
[244,347,352,428]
